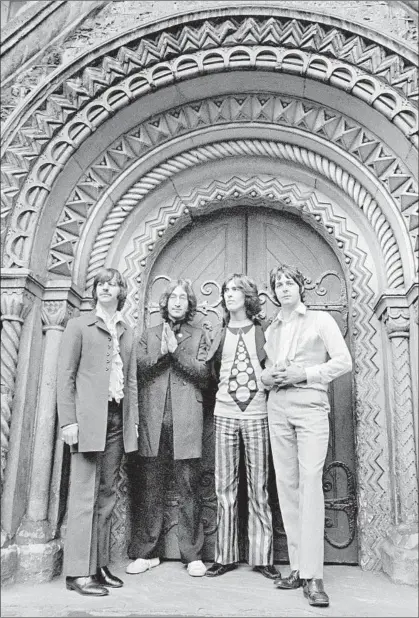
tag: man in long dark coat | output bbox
[126,278,210,577]
[57,267,138,596]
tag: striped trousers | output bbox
[214,416,273,566]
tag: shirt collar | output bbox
[95,305,125,326]
[273,301,306,324]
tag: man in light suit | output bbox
[261,263,352,607]
[57,267,138,596]
[126,279,210,578]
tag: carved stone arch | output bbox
[5,84,417,291]
[2,7,418,273]
[31,88,414,291]
[75,137,407,296]
[96,173,391,571]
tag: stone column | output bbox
[1,289,31,490]
[15,281,81,584]
[26,301,71,523]
[0,269,42,585]
[375,291,418,585]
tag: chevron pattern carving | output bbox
[44,95,417,282]
[2,13,417,268]
[117,175,391,570]
[83,139,404,292]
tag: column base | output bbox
[380,523,418,586]
[1,539,63,585]
[1,544,19,586]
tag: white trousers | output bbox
[268,387,330,579]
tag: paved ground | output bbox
[1,561,417,617]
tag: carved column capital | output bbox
[0,289,33,324]
[374,291,411,338]
[41,300,74,332]
[382,307,410,338]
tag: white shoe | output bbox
[126,557,160,574]
[187,560,207,577]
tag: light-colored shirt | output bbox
[96,305,125,403]
[263,303,352,392]
[215,321,267,420]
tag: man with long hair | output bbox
[205,274,279,580]
[261,264,352,607]
[126,279,210,578]
[57,267,139,596]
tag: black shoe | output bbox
[66,576,109,596]
[302,578,330,607]
[274,569,302,589]
[95,566,124,588]
[205,562,237,577]
[253,565,280,580]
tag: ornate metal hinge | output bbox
[323,461,357,549]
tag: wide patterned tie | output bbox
[228,331,258,412]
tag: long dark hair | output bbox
[221,273,261,323]
[159,279,197,323]
[92,268,128,311]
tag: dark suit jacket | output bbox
[137,321,210,459]
[206,319,268,384]
[57,312,139,453]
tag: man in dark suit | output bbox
[126,279,210,578]
[57,267,139,596]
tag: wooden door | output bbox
[143,206,358,564]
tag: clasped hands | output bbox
[263,362,306,389]
[161,322,178,355]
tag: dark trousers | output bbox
[128,423,204,564]
[64,400,124,577]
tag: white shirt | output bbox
[96,305,125,403]
[263,303,352,391]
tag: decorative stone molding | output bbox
[84,139,404,291]
[38,93,415,284]
[1,10,417,268]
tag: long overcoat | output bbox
[137,321,210,460]
[57,312,139,453]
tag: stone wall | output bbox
[1,1,417,125]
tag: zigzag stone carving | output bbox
[383,308,418,524]
[84,139,404,291]
[2,12,418,267]
[45,94,417,282]
[117,175,391,570]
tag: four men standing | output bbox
[57,264,352,607]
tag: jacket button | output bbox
[108,337,112,342]
[106,368,109,371]
[107,353,110,356]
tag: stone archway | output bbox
[1,5,417,585]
